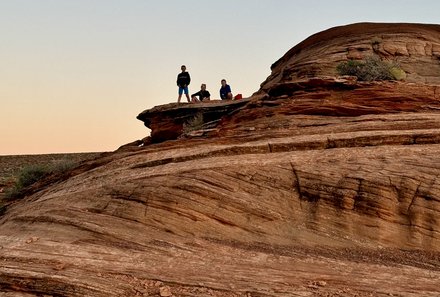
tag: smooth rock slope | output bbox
[2,23,440,297]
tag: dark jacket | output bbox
[220,84,232,99]
[191,90,211,100]
[177,72,191,87]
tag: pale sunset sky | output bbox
[1,0,440,155]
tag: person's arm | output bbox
[191,91,201,98]
[187,73,191,85]
[205,91,211,100]
[177,74,180,86]
[227,85,233,99]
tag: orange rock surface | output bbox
[2,23,440,296]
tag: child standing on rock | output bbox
[177,65,191,103]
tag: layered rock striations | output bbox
[260,22,440,93]
[2,23,440,296]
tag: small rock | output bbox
[307,280,327,290]
[53,262,66,271]
[25,237,39,244]
[154,281,163,287]
[316,281,327,287]
[187,130,205,137]
[159,286,172,297]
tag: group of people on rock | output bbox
[176,65,237,103]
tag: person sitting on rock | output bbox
[177,65,191,103]
[191,84,211,102]
[220,79,233,100]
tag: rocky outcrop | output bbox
[136,99,253,143]
[259,22,440,93]
[2,23,440,296]
[139,77,440,143]
[137,23,440,142]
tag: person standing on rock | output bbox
[191,84,211,102]
[220,79,233,100]
[177,65,191,103]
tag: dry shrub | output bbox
[337,56,405,82]
[5,160,76,200]
[182,113,204,134]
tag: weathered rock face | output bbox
[136,99,252,143]
[2,23,440,296]
[259,22,440,93]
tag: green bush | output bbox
[336,60,364,77]
[182,113,204,134]
[17,165,49,188]
[389,66,407,80]
[5,164,50,200]
[337,56,405,82]
[4,160,76,200]
[371,36,382,45]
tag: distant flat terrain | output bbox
[0,152,102,187]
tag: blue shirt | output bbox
[220,84,232,100]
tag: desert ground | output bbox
[0,153,101,202]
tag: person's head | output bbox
[201,84,206,90]
[181,65,186,72]
[221,79,227,87]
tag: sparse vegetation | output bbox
[5,164,48,199]
[182,113,204,134]
[389,66,407,81]
[371,36,382,45]
[336,56,406,82]
[0,153,100,217]
[4,160,76,200]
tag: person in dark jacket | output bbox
[220,79,233,100]
[191,84,211,102]
[177,65,191,103]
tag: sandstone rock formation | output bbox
[136,99,252,143]
[259,22,440,92]
[2,23,440,296]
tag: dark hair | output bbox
[221,79,226,82]
[181,65,186,68]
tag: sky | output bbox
[1,0,440,155]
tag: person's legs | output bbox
[177,87,183,103]
[184,87,190,102]
[227,92,233,100]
